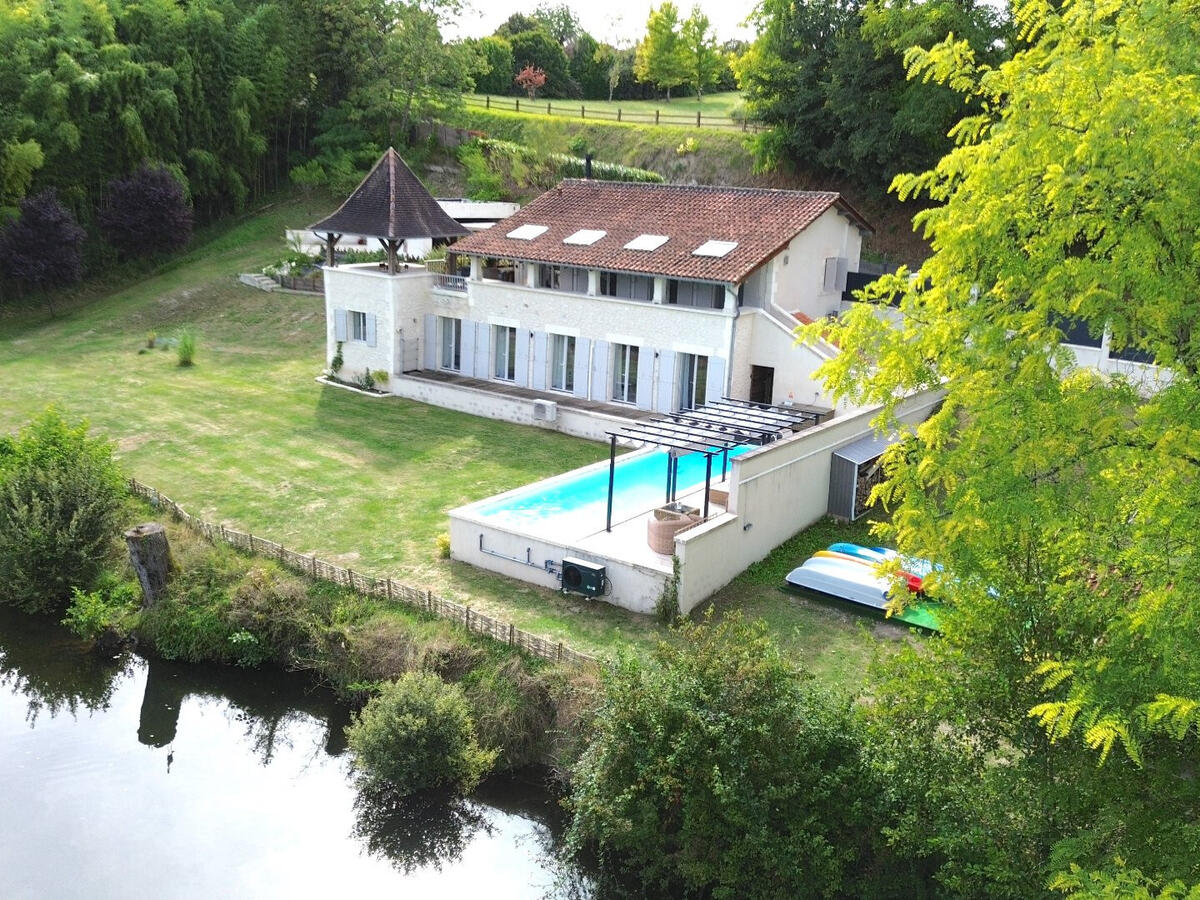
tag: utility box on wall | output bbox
[828,433,897,521]
[561,557,606,598]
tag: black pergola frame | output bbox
[602,399,825,531]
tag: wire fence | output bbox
[128,479,600,668]
[465,95,763,133]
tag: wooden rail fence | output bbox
[465,95,762,133]
[128,479,599,668]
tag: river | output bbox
[0,607,592,899]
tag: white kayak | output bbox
[785,556,892,610]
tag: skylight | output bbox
[506,224,549,240]
[563,229,607,246]
[624,233,669,252]
[692,240,738,258]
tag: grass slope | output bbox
[0,192,916,687]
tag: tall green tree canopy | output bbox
[634,2,688,100]
[807,0,1200,886]
[679,5,722,99]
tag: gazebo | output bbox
[309,147,470,274]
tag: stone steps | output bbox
[238,273,277,292]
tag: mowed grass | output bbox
[465,90,746,128]
[0,191,908,686]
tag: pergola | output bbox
[603,399,825,531]
[309,147,469,274]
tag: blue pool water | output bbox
[475,444,754,528]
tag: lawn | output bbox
[464,91,747,130]
[0,191,918,688]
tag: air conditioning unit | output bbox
[533,399,558,422]
[561,557,606,598]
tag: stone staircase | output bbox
[238,272,277,292]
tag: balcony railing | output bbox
[433,273,468,292]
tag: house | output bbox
[318,150,873,437]
[315,150,942,614]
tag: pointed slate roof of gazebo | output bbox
[309,148,470,241]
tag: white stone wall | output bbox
[673,388,943,613]
[727,309,838,408]
[771,207,864,323]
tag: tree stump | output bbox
[125,522,172,608]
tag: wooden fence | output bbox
[128,479,599,668]
[465,95,763,133]
[273,271,323,293]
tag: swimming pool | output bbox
[474,444,754,531]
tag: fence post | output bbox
[655,110,659,125]
[515,98,520,112]
[508,623,514,645]
[486,95,490,109]
[557,642,564,662]
[742,119,747,132]
[617,108,621,122]
[547,102,551,115]
[425,589,432,612]
[465,607,471,629]
[697,110,701,128]
[311,555,317,577]
[580,105,585,119]
[386,579,392,602]
[348,569,355,591]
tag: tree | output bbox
[532,2,579,47]
[346,672,497,796]
[98,164,193,258]
[508,28,572,98]
[0,190,85,308]
[679,6,722,100]
[805,0,1200,887]
[634,3,688,100]
[0,408,126,615]
[568,32,610,100]
[472,35,514,95]
[568,616,882,897]
[514,65,547,100]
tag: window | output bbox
[599,271,652,301]
[550,334,575,393]
[679,353,708,410]
[667,280,725,309]
[493,325,517,381]
[350,310,368,342]
[538,264,587,294]
[439,317,461,371]
[612,343,639,404]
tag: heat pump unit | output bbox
[561,557,606,598]
[533,399,558,422]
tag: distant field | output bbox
[464,91,754,131]
[0,191,919,685]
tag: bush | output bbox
[568,614,880,898]
[61,579,140,641]
[97,164,193,258]
[434,532,451,559]
[177,328,196,366]
[461,656,554,770]
[346,671,497,795]
[0,408,126,614]
[0,189,86,302]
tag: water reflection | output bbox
[0,605,132,723]
[0,606,592,898]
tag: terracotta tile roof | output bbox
[310,148,470,242]
[449,180,873,284]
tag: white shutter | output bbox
[656,350,677,412]
[334,309,348,342]
[531,331,548,391]
[423,314,437,369]
[573,337,591,398]
[706,356,726,404]
[590,340,609,402]
[514,329,530,387]
[823,257,838,292]
[836,257,849,291]
[460,319,477,374]
[635,346,654,410]
[366,314,377,348]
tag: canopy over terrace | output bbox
[309,147,470,274]
[603,399,825,531]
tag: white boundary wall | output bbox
[673,389,943,613]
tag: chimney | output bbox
[584,154,593,179]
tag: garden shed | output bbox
[827,432,897,521]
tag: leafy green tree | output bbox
[347,671,497,796]
[568,32,609,100]
[532,2,579,47]
[679,6,722,100]
[568,615,880,898]
[0,408,126,615]
[508,28,573,98]
[472,35,515,95]
[634,2,688,100]
[806,0,1200,887]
